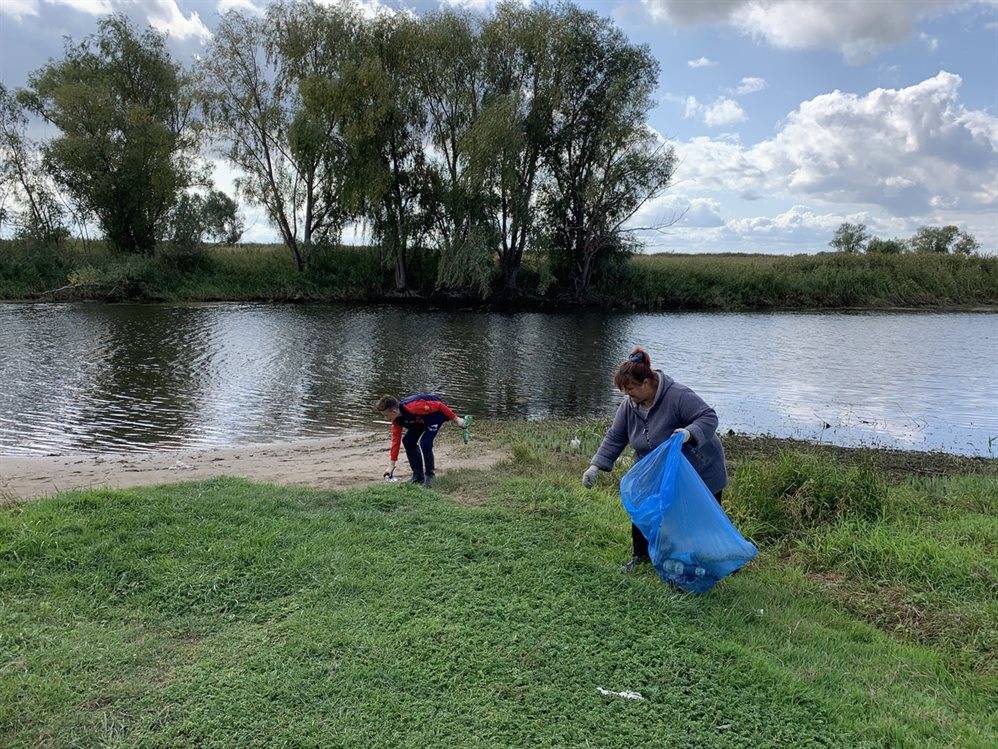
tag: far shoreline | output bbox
[2,295,997,314]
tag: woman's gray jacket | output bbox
[590,370,728,494]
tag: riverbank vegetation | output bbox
[2,3,992,310]
[2,239,995,309]
[2,422,995,745]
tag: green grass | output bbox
[2,422,996,746]
[2,239,996,309]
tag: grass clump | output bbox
[725,451,888,541]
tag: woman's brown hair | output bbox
[613,347,655,390]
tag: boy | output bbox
[376,394,467,488]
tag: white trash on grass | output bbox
[596,687,645,701]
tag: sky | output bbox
[1,0,996,254]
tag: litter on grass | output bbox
[597,687,645,701]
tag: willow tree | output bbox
[19,16,198,254]
[0,83,68,244]
[467,1,558,296]
[340,11,432,293]
[541,4,676,301]
[412,9,494,295]
[200,1,359,271]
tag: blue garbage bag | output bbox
[620,433,756,593]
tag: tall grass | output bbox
[724,452,888,541]
[616,251,998,309]
[2,239,996,308]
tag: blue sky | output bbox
[1,0,996,253]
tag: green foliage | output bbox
[909,225,960,254]
[865,236,906,255]
[829,222,870,253]
[953,231,981,256]
[19,16,199,255]
[164,189,245,256]
[726,452,888,541]
[202,190,245,245]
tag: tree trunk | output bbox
[394,254,407,292]
[498,251,520,296]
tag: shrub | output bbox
[726,451,888,541]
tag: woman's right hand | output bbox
[582,465,600,489]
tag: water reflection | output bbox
[1,303,995,456]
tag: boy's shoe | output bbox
[422,475,434,488]
[409,476,425,486]
[621,556,651,574]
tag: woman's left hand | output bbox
[674,427,692,444]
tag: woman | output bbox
[582,348,728,573]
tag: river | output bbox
[1,303,995,456]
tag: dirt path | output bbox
[0,432,503,502]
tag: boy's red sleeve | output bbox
[389,422,402,462]
[405,399,458,421]
[435,401,458,421]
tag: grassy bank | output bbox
[2,423,995,746]
[2,239,996,309]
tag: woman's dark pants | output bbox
[631,490,724,560]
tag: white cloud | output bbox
[682,96,747,127]
[732,76,767,95]
[146,0,211,41]
[48,0,112,14]
[688,56,718,68]
[675,72,998,215]
[703,98,746,127]
[0,0,39,20]
[218,0,263,13]
[632,194,726,229]
[641,0,957,63]
[683,197,726,227]
[726,204,865,236]
[919,31,939,52]
[315,0,403,17]
[683,95,701,119]
[439,0,491,9]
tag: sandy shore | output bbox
[0,432,503,502]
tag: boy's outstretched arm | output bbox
[389,422,403,464]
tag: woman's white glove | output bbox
[582,465,600,488]
[674,428,692,444]
[455,416,467,428]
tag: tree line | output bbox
[830,222,982,255]
[0,0,676,302]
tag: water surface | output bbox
[1,303,995,456]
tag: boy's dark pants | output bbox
[631,490,724,559]
[402,424,440,481]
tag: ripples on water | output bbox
[1,303,995,456]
